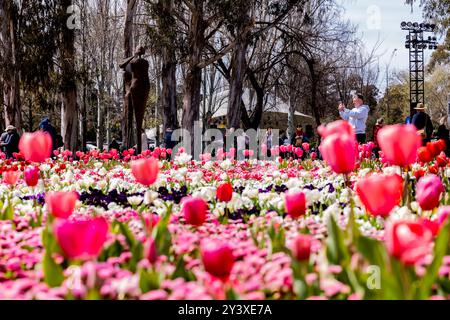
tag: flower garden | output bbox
[1,120,450,300]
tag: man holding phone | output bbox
[338,93,370,143]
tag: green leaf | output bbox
[139,268,161,293]
[417,219,450,299]
[117,221,136,249]
[43,250,65,287]
[326,215,350,265]
[171,255,196,281]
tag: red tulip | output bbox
[18,131,53,163]
[200,239,234,281]
[417,147,433,163]
[3,170,20,185]
[377,125,422,167]
[291,234,313,261]
[319,133,357,174]
[130,157,159,186]
[182,197,207,226]
[24,166,40,187]
[385,220,433,266]
[426,141,441,158]
[285,191,307,218]
[216,183,233,202]
[416,174,444,211]
[419,218,440,237]
[45,191,79,219]
[55,217,109,260]
[356,174,403,217]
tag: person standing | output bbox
[266,127,273,157]
[338,93,370,143]
[0,126,20,159]
[412,103,433,145]
[372,118,384,158]
[141,129,148,152]
[39,118,58,151]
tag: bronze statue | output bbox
[120,46,150,153]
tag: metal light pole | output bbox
[386,48,397,124]
[400,21,438,118]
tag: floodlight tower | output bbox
[400,21,438,117]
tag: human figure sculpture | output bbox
[120,46,150,154]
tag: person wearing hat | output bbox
[412,103,433,144]
[338,93,370,143]
[0,125,20,158]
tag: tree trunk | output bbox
[288,95,295,143]
[161,47,178,132]
[182,0,206,153]
[1,1,22,132]
[306,59,321,127]
[122,0,137,149]
[60,0,78,152]
[96,86,105,150]
[227,35,249,129]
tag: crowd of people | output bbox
[0,118,62,159]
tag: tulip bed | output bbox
[1,123,450,300]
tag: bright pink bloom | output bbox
[318,120,354,139]
[302,143,310,151]
[285,191,307,218]
[182,197,208,226]
[145,238,157,264]
[416,174,444,211]
[130,157,159,186]
[319,133,357,174]
[55,217,109,260]
[356,174,403,217]
[18,131,53,163]
[200,239,234,281]
[377,125,422,167]
[438,206,450,225]
[45,191,79,219]
[385,220,433,266]
[24,166,40,187]
[3,170,20,185]
[291,234,313,261]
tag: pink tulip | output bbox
[438,206,450,225]
[18,131,53,163]
[356,174,403,217]
[294,148,304,158]
[182,197,207,226]
[310,152,317,160]
[55,217,109,260]
[318,120,354,139]
[285,191,307,218]
[45,191,79,219]
[291,234,313,261]
[319,133,357,174]
[145,238,157,264]
[24,166,40,187]
[200,239,234,281]
[377,125,422,167]
[3,171,20,185]
[302,143,310,151]
[416,174,445,211]
[385,220,433,266]
[130,157,159,186]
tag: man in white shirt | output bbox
[338,93,370,143]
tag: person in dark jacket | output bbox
[39,118,58,150]
[0,126,20,158]
[412,103,433,145]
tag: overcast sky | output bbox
[340,0,435,91]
